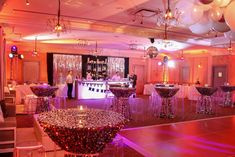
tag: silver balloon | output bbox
[212,21,230,32]
[224,31,235,41]
[189,16,212,34]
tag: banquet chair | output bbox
[104,91,115,110]
[196,95,217,115]
[24,95,38,114]
[213,89,225,107]
[103,135,123,157]
[64,151,99,157]
[148,92,162,117]
[15,141,46,157]
[49,96,62,109]
[129,97,145,121]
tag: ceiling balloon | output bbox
[224,31,235,41]
[189,15,213,34]
[208,7,223,21]
[212,21,230,32]
[224,1,235,31]
[192,5,204,21]
[214,0,231,7]
[213,0,223,6]
[198,0,214,4]
[176,0,203,26]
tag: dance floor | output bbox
[120,115,235,157]
[13,96,235,156]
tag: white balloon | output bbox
[214,0,223,6]
[189,16,213,34]
[208,7,223,21]
[214,0,231,7]
[192,5,204,21]
[220,0,231,7]
[175,0,202,26]
[224,31,235,41]
[224,1,235,31]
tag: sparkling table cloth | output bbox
[30,85,59,97]
[155,87,179,118]
[38,108,125,155]
[30,85,58,113]
[196,86,217,114]
[109,87,135,98]
[196,87,218,96]
[155,87,179,98]
[109,87,135,119]
[220,85,235,107]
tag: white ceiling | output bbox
[0,0,231,55]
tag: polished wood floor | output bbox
[14,96,235,156]
[120,116,235,157]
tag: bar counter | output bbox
[75,79,131,99]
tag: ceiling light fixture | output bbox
[32,37,39,57]
[47,0,71,37]
[226,40,234,55]
[91,41,102,56]
[156,0,181,26]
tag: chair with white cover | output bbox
[15,141,46,157]
[149,91,162,117]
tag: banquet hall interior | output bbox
[1,0,235,157]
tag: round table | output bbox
[220,85,235,107]
[155,87,179,118]
[109,87,135,119]
[38,108,125,156]
[30,85,58,113]
[196,86,217,114]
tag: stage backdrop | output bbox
[47,53,82,85]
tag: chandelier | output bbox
[47,0,71,37]
[227,40,233,55]
[156,0,181,26]
[32,37,39,57]
[90,41,102,56]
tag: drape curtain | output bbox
[0,27,6,100]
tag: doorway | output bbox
[212,65,227,87]
[179,66,190,84]
[23,61,40,83]
[133,65,146,94]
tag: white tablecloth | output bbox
[56,84,75,98]
[143,84,155,95]
[143,84,200,100]
[15,85,35,104]
[15,84,75,104]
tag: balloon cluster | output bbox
[175,0,235,40]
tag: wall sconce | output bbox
[198,64,202,68]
